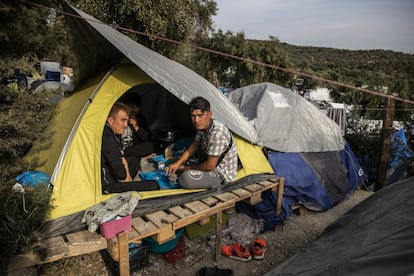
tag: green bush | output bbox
[0,71,58,272]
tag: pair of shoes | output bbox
[222,239,267,261]
[221,243,252,261]
[252,238,266,260]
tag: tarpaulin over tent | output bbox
[227,82,346,152]
[264,176,414,276]
[63,2,259,146]
[268,146,365,211]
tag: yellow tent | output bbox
[25,3,275,238]
[27,62,273,221]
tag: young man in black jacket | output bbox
[101,102,159,194]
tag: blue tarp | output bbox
[235,143,366,231]
[389,128,413,168]
[267,144,366,212]
[339,143,367,191]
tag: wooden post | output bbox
[215,210,223,262]
[276,177,284,216]
[118,231,130,276]
[376,97,396,191]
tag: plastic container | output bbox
[162,236,186,263]
[101,243,149,274]
[143,228,184,253]
[99,214,132,239]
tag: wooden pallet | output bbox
[107,177,284,276]
[7,177,284,275]
[7,230,107,272]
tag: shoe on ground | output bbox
[221,243,252,262]
[197,266,234,276]
[252,238,266,260]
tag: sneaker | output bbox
[252,238,266,260]
[221,243,252,262]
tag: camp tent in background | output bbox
[25,2,274,238]
[264,176,414,276]
[227,83,366,211]
[227,82,346,153]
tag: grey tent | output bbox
[227,82,365,211]
[227,82,346,152]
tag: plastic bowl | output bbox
[143,228,184,253]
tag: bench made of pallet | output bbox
[7,177,284,275]
[108,177,284,276]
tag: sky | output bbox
[212,0,414,53]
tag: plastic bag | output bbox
[15,171,51,187]
[139,170,180,189]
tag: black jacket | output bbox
[101,124,127,184]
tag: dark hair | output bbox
[108,102,129,118]
[189,97,210,112]
[126,103,139,119]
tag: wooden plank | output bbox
[201,197,219,206]
[124,226,140,242]
[168,205,193,218]
[267,177,279,183]
[7,236,67,272]
[244,183,263,192]
[66,241,107,258]
[257,179,275,187]
[257,180,277,190]
[8,252,41,272]
[184,200,209,213]
[141,212,176,244]
[64,225,108,258]
[198,217,210,225]
[132,217,158,236]
[214,192,239,203]
[161,213,179,224]
[231,188,251,199]
[152,225,175,244]
[42,236,67,258]
[248,191,262,205]
[145,211,172,228]
[66,230,106,246]
[173,201,234,229]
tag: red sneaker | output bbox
[221,243,252,261]
[252,238,266,260]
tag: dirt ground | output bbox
[24,189,373,276]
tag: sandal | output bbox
[252,238,266,260]
[221,243,252,261]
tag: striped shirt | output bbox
[194,119,238,182]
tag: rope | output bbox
[18,0,414,105]
[12,183,29,213]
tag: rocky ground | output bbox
[19,189,373,276]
